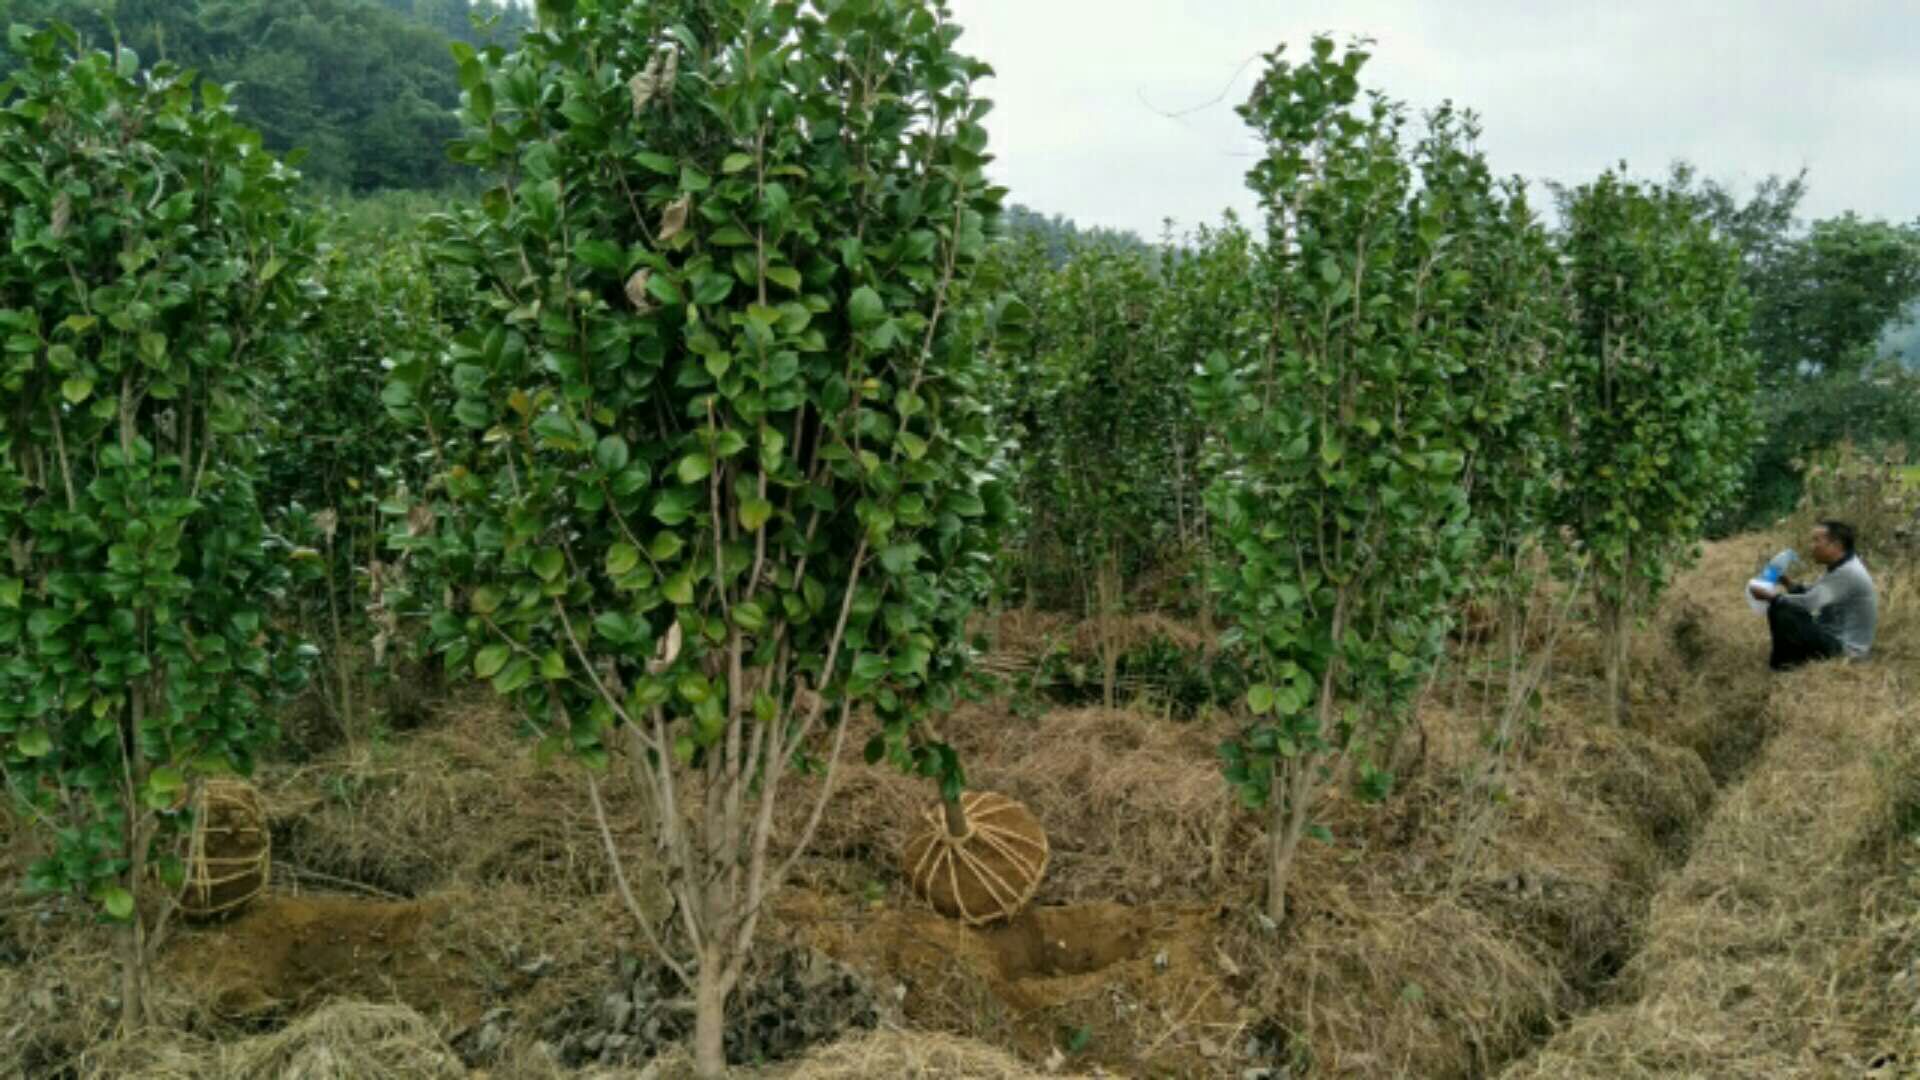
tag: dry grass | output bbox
[1503,554,1920,1077]
[790,703,1250,908]
[778,1029,1091,1078]
[264,695,647,900]
[8,530,1920,1079]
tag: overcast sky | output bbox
[946,0,1917,239]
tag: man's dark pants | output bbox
[1767,599,1844,671]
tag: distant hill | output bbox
[1001,204,1152,265]
[0,0,529,190]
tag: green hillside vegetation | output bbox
[0,0,530,189]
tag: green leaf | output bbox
[676,452,713,484]
[149,766,185,796]
[606,543,641,578]
[739,497,774,531]
[1247,684,1275,715]
[532,548,566,582]
[101,886,135,921]
[15,728,52,759]
[649,532,685,561]
[595,435,630,472]
[60,377,92,404]
[721,152,754,174]
[878,543,921,574]
[635,151,677,174]
[473,645,511,680]
[732,601,767,632]
[848,286,885,328]
[0,577,20,609]
[470,586,505,615]
[493,657,535,695]
[664,573,694,606]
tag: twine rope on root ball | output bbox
[904,791,1049,926]
[178,778,271,919]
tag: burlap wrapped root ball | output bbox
[902,791,1049,926]
[178,778,271,919]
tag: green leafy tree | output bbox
[1736,215,1920,525]
[1198,38,1478,922]
[387,1,1004,1073]
[1153,216,1256,627]
[1554,170,1757,721]
[0,26,313,1027]
[259,216,470,741]
[1029,242,1182,701]
[1411,107,1574,875]
[1,0,532,191]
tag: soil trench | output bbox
[1484,607,1781,1075]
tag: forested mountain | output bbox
[1001,203,1151,265]
[0,0,529,190]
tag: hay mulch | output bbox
[47,1000,464,1080]
[1503,659,1920,1078]
[779,693,1723,1076]
[778,540,1830,1077]
[262,694,645,900]
[779,1029,1097,1078]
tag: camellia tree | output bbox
[1408,107,1576,875]
[1553,170,1757,722]
[385,1,1004,1073]
[0,26,313,1026]
[1031,242,1181,703]
[1197,37,1481,923]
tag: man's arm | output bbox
[1750,576,1818,604]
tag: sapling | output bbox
[1553,171,1757,722]
[0,26,312,1027]
[392,2,1005,1073]
[1198,38,1481,922]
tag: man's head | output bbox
[1810,519,1857,565]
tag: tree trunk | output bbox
[118,680,152,1033]
[692,957,729,1079]
[117,919,146,1033]
[1603,590,1632,725]
[1266,758,1316,924]
[1096,555,1120,709]
[942,795,970,839]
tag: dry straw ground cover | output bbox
[1504,567,1920,1077]
[4,538,1920,1077]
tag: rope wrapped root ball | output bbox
[178,778,271,920]
[902,791,1049,926]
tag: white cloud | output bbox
[949,0,1919,236]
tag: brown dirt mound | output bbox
[160,883,623,1034]
[780,888,1230,1075]
[163,894,477,1022]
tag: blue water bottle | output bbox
[1759,549,1795,585]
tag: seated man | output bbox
[1748,519,1877,671]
